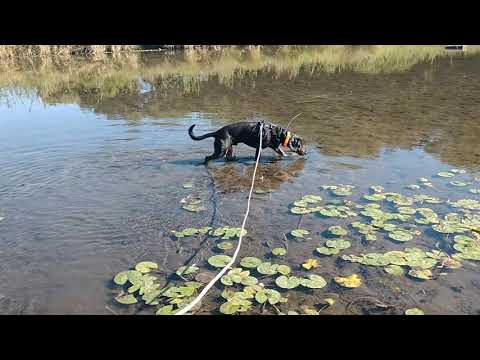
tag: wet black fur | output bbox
[188,121,306,164]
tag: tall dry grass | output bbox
[0,45,478,102]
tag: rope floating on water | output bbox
[175,123,264,315]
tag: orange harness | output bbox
[282,131,292,148]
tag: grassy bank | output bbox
[0,45,478,102]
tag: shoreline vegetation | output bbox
[0,45,479,102]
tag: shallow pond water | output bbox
[1,46,480,314]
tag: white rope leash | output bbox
[175,123,264,315]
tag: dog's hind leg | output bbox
[225,145,236,161]
[204,138,227,164]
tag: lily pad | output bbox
[406,184,421,190]
[437,172,455,178]
[115,294,138,305]
[328,225,348,236]
[388,230,413,242]
[370,185,384,193]
[450,181,468,187]
[316,247,340,256]
[290,207,311,214]
[405,308,424,315]
[363,194,386,202]
[182,204,206,212]
[334,274,362,288]
[240,257,262,268]
[113,271,129,285]
[470,189,480,194]
[182,181,194,188]
[325,239,351,250]
[276,264,291,275]
[300,274,327,289]
[217,241,234,250]
[156,305,175,315]
[126,270,143,286]
[255,289,281,305]
[176,264,199,277]
[408,269,432,280]
[275,275,301,289]
[384,265,404,276]
[332,187,353,196]
[272,247,287,256]
[291,229,310,238]
[397,207,416,215]
[257,262,278,275]
[135,261,158,273]
[450,169,466,174]
[302,195,323,203]
[207,255,232,268]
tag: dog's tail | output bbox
[188,124,217,141]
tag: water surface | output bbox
[1,47,480,314]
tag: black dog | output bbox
[188,121,306,164]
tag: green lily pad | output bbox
[432,222,467,234]
[397,207,416,215]
[325,239,351,250]
[293,200,309,208]
[405,308,424,315]
[328,225,348,236]
[449,199,480,210]
[254,188,272,194]
[388,230,413,242]
[257,262,278,275]
[408,269,432,280]
[384,265,404,276]
[126,270,143,286]
[220,275,234,286]
[113,271,129,285]
[437,172,455,178]
[454,235,475,246]
[176,264,199,277]
[275,275,301,289]
[363,194,386,201]
[469,189,480,194]
[135,261,158,273]
[370,185,384,193]
[302,195,323,203]
[450,181,468,187]
[275,264,291,275]
[291,229,310,238]
[290,207,311,214]
[115,294,138,305]
[300,274,327,289]
[219,301,241,315]
[332,187,353,196]
[156,305,175,315]
[255,289,282,305]
[240,257,262,268]
[182,181,194,188]
[450,169,466,174]
[182,204,206,212]
[316,247,340,256]
[272,247,287,256]
[207,255,232,268]
[406,184,421,190]
[217,241,234,250]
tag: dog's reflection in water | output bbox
[209,158,306,193]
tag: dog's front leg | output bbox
[254,146,261,162]
[273,147,286,157]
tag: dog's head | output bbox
[288,136,306,156]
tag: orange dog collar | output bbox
[282,131,292,148]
